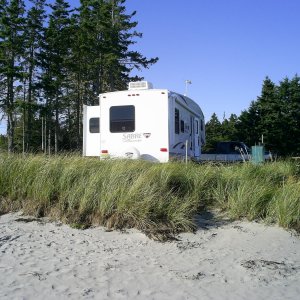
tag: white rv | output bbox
[83,81,205,163]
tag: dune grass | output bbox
[0,154,299,237]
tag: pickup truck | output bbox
[200,141,270,162]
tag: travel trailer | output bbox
[83,81,205,163]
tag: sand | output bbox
[0,212,299,300]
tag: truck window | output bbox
[89,118,100,133]
[175,108,180,134]
[110,105,135,133]
[229,143,238,153]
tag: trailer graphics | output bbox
[122,133,143,142]
[83,81,205,163]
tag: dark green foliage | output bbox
[236,101,261,147]
[0,134,7,150]
[40,0,73,153]
[0,0,26,152]
[0,0,158,153]
[222,114,239,141]
[203,113,240,153]
[22,0,46,151]
[205,75,300,156]
[202,113,223,152]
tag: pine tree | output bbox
[221,113,239,141]
[236,76,300,156]
[280,75,300,155]
[0,0,6,98]
[22,0,46,151]
[202,113,223,152]
[1,0,159,153]
[236,101,261,147]
[103,0,158,91]
[256,77,281,152]
[289,76,300,155]
[0,1,6,117]
[0,0,26,152]
[40,0,72,154]
[67,0,158,149]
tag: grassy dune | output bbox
[0,155,299,237]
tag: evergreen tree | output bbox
[103,0,158,91]
[75,0,158,97]
[255,77,281,152]
[22,0,46,151]
[221,113,239,141]
[236,101,261,147]
[280,75,300,155]
[0,1,6,106]
[203,113,223,152]
[0,0,159,153]
[289,76,300,155]
[236,76,300,156]
[66,0,158,149]
[0,0,25,152]
[40,0,72,153]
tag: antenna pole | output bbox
[184,80,192,96]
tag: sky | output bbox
[123,0,300,120]
[1,0,300,134]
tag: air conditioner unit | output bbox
[128,81,153,90]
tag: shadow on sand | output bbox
[194,210,232,231]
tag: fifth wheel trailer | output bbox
[83,81,205,163]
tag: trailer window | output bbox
[110,105,135,133]
[89,118,100,133]
[180,120,185,133]
[195,120,199,134]
[175,108,180,134]
[201,119,203,131]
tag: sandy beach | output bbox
[0,212,299,300]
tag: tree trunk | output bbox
[7,73,15,153]
[76,74,81,149]
[55,94,59,154]
[27,48,34,151]
[7,112,15,153]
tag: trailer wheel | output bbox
[122,147,141,160]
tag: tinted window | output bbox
[195,120,199,134]
[110,105,135,133]
[180,120,185,133]
[231,142,243,153]
[175,108,179,134]
[89,118,99,133]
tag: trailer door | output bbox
[83,105,101,156]
[194,118,200,157]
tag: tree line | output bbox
[0,0,157,153]
[1,1,299,157]
[204,75,300,156]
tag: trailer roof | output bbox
[99,88,204,119]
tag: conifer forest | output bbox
[0,1,299,156]
[204,76,300,156]
[0,0,158,153]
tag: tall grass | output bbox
[210,161,300,230]
[0,154,299,236]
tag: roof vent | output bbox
[128,81,153,90]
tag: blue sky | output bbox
[1,0,299,134]
[123,0,300,121]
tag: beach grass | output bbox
[0,154,299,237]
